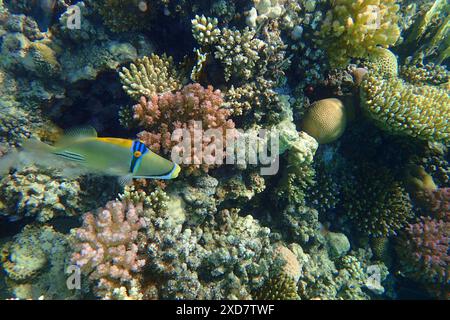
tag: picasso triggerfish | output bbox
[0,127,180,185]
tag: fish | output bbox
[0,127,180,186]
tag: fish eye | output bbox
[134,151,142,158]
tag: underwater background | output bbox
[0,0,448,300]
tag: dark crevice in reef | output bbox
[46,70,138,138]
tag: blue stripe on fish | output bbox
[129,140,148,173]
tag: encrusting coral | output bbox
[119,54,183,100]
[318,0,401,67]
[0,166,82,222]
[1,224,76,299]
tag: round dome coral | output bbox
[301,98,347,144]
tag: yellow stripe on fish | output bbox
[23,126,180,185]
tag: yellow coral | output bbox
[119,54,182,100]
[318,0,400,67]
[360,74,450,143]
[367,47,398,77]
[301,98,347,144]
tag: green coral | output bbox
[366,47,398,77]
[318,0,401,67]
[341,164,414,237]
[90,0,154,33]
[256,273,300,300]
[119,53,183,100]
[360,72,450,143]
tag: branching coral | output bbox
[133,83,235,175]
[318,0,401,67]
[256,273,300,300]
[396,216,449,299]
[89,0,155,33]
[71,200,148,299]
[214,27,265,82]
[341,164,414,237]
[400,61,449,86]
[191,15,221,47]
[360,73,450,144]
[119,54,183,100]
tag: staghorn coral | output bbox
[318,0,401,67]
[360,73,450,143]
[300,98,347,144]
[119,54,183,100]
[1,224,77,300]
[396,216,449,299]
[341,164,414,237]
[133,83,235,175]
[71,200,148,299]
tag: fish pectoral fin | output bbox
[118,174,134,187]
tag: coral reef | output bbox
[89,0,154,33]
[396,216,449,299]
[71,199,147,299]
[0,166,82,222]
[341,164,414,237]
[318,0,401,67]
[300,98,347,144]
[119,54,183,100]
[360,73,450,144]
[133,83,235,175]
[1,224,77,299]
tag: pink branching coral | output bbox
[133,83,236,175]
[420,188,450,221]
[397,216,449,298]
[71,200,147,299]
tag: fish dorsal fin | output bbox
[55,126,98,146]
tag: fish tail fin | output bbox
[0,149,19,176]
